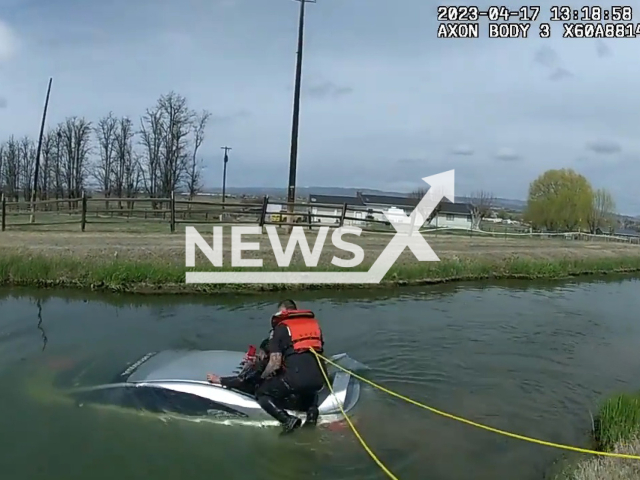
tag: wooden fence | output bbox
[0,192,395,233]
[1,192,639,245]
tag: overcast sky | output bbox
[1,0,639,213]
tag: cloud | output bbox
[209,110,250,125]
[396,158,422,164]
[595,40,612,58]
[586,140,621,155]
[549,67,572,81]
[2,0,640,213]
[0,97,6,109]
[0,19,17,62]
[305,81,353,99]
[495,148,520,161]
[533,46,558,68]
[451,145,473,155]
[533,46,573,80]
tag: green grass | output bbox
[550,393,640,480]
[594,392,640,452]
[1,253,640,294]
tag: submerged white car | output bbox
[63,349,365,425]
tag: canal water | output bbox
[1,277,639,480]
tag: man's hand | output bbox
[207,373,221,384]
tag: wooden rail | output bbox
[0,192,639,244]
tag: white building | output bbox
[308,192,473,229]
[428,199,473,229]
[308,194,367,226]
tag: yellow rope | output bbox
[311,348,399,479]
[312,349,640,461]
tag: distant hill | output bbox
[204,186,528,210]
[206,186,407,198]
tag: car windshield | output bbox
[126,350,245,383]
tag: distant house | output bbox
[359,193,473,229]
[308,192,474,229]
[308,194,367,226]
[429,200,473,229]
[357,192,418,222]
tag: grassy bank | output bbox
[555,393,640,480]
[1,252,640,294]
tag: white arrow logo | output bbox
[185,170,455,284]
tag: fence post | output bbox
[1,194,5,231]
[259,196,269,228]
[339,202,347,227]
[170,191,176,233]
[81,192,87,231]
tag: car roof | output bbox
[125,350,246,383]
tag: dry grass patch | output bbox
[558,436,640,480]
[1,230,639,267]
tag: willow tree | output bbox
[524,168,593,231]
[586,188,616,233]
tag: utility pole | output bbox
[221,146,231,205]
[30,77,53,224]
[286,0,315,227]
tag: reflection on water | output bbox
[36,298,48,351]
[0,275,639,480]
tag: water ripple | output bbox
[0,277,639,480]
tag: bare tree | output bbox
[50,127,65,201]
[587,188,616,234]
[159,92,195,196]
[0,142,4,196]
[139,92,198,204]
[0,91,212,214]
[2,136,20,201]
[19,136,36,202]
[408,187,427,203]
[469,190,495,229]
[59,117,92,205]
[184,110,211,201]
[112,116,140,208]
[122,153,142,208]
[94,112,118,208]
[139,106,163,202]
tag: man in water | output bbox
[255,299,327,434]
[207,339,270,395]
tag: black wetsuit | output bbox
[255,324,327,429]
[219,361,266,395]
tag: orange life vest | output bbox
[271,309,323,354]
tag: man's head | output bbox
[271,299,297,328]
[277,299,297,312]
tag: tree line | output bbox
[0,92,211,204]
[408,167,619,234]
[525,168,616,234]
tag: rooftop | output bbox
[357,193,418,208]
[309,191,472,215]
[308,194,365,206]
[438,200,472,215]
